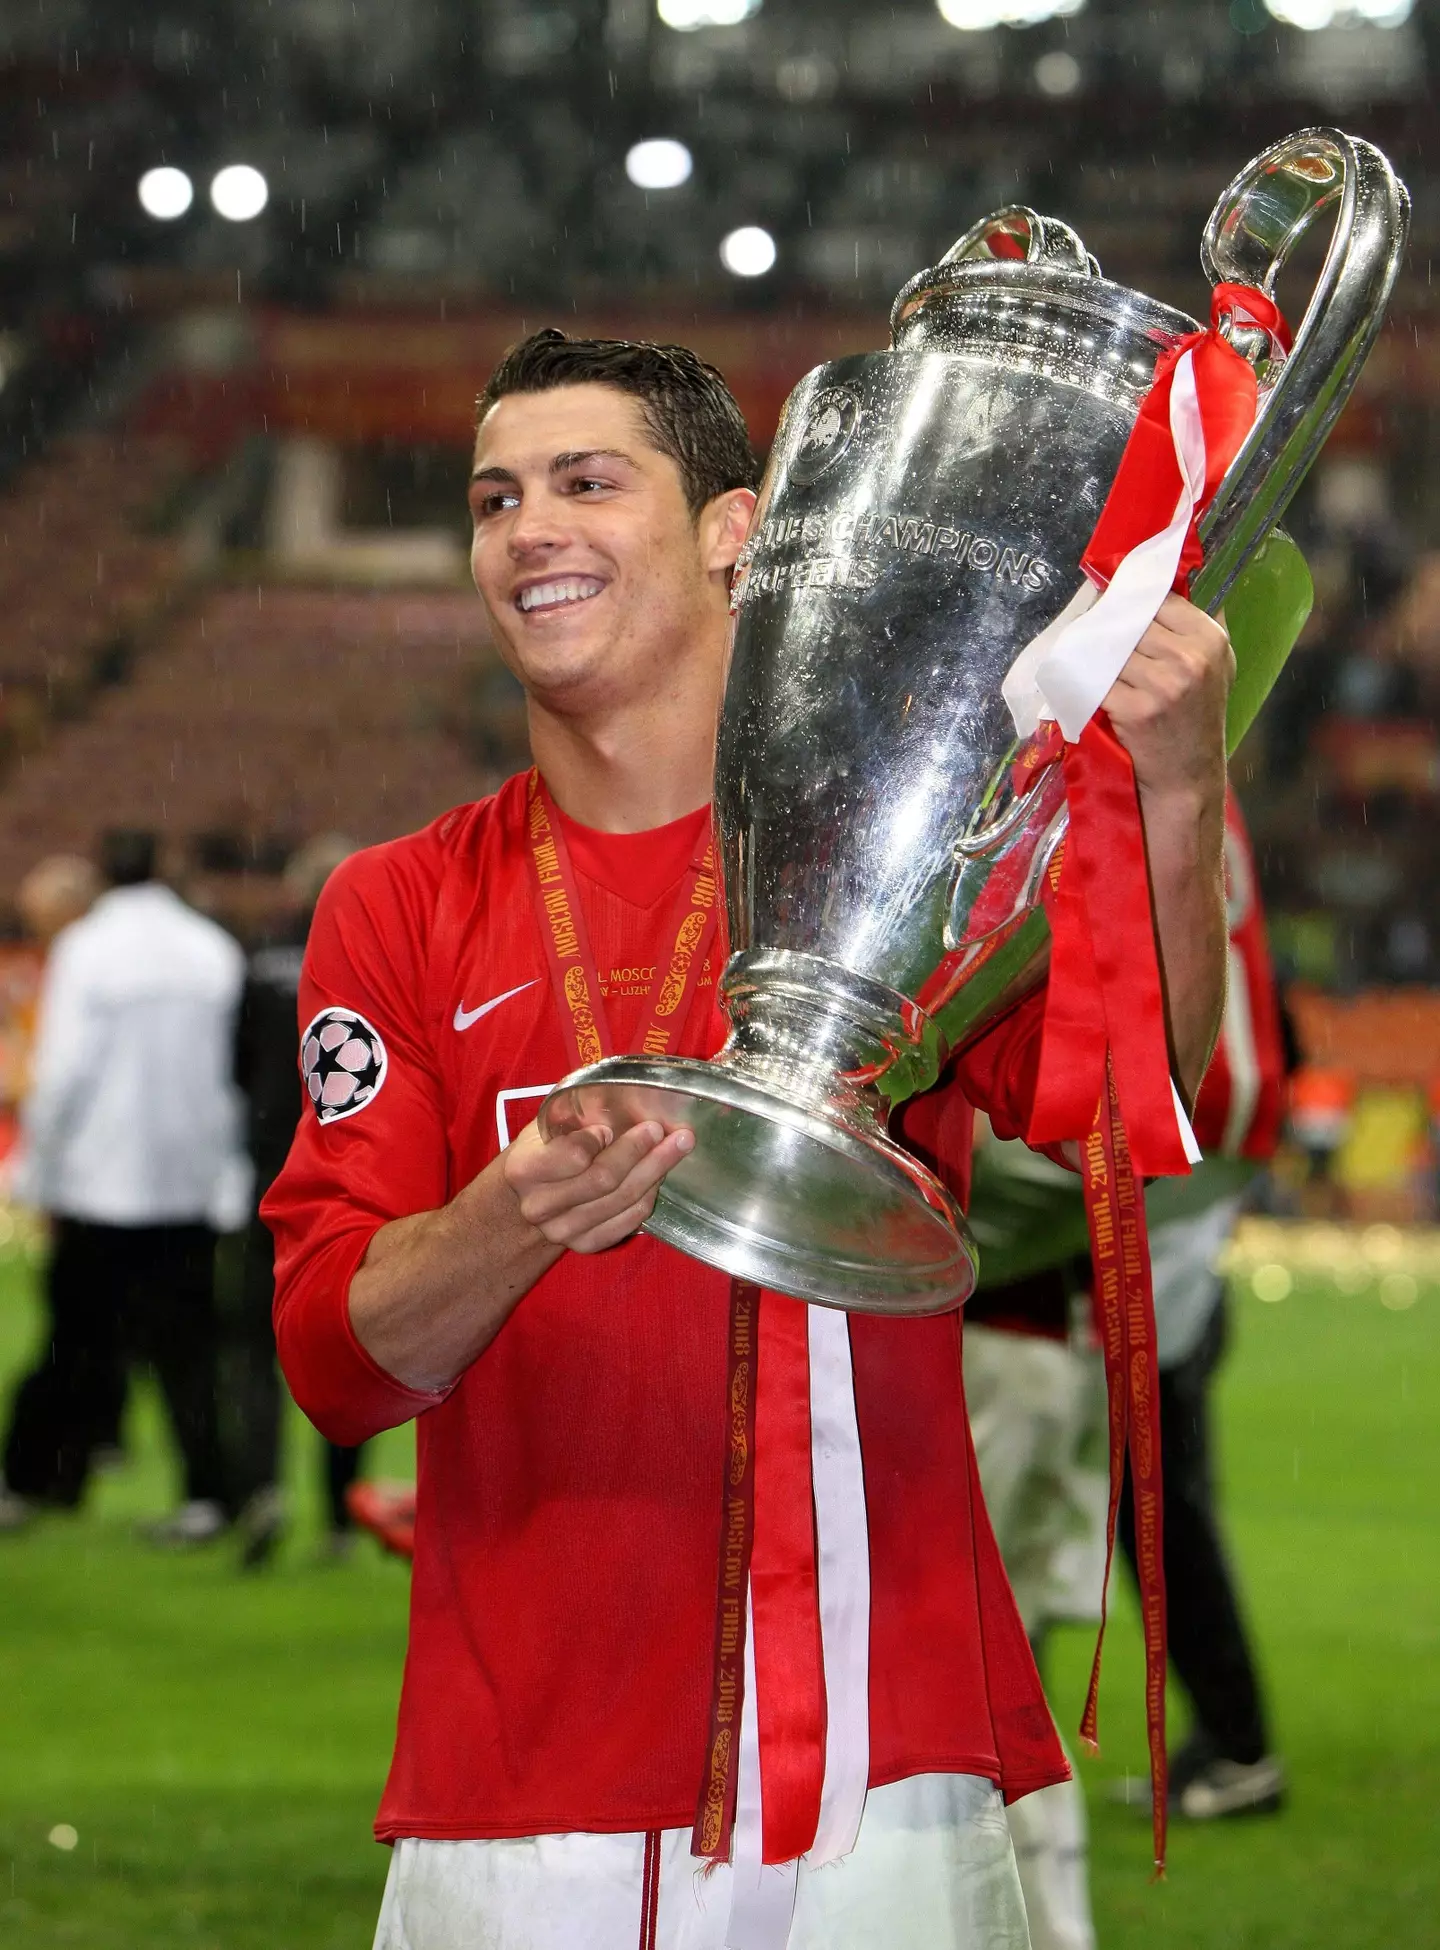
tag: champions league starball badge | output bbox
[301,1007,388,1123]
[788,386,861,484]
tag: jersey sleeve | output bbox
[895,987,1052,1205]
[261,836,457,1446]
[1190,790,1287,1160]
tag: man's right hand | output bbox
[349,1116,696,1392]
[502,1118,695,1254]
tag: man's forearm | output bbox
[1141,776,1228,1106]
[348,1156,561,1393]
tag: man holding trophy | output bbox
[266,127,1405,1950]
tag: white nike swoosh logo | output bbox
[453,980,538,1032]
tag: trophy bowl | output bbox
[541,128,1408,1314]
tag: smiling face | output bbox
[469,382,752,724]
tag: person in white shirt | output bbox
[0,830,248,1539]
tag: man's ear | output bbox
[701,488,758,576]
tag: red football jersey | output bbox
[264,772,1067,1844]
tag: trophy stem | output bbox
[539,951,977,1315]
[719,951,909,1136]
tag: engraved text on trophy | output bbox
[735,505,1057,606]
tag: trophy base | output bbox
[539,1055,977,1315]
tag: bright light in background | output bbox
[1034,49,1083,93]
[720,225,776,277]
[625,139,694,191]
[658,0,761,29]
[937,0,1084,27]
[209,164,269,223]
[137,166,194,221]
[1263,0,1411,19]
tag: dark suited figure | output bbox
[231,836,361,1566]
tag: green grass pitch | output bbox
[0,1236,1436,1948]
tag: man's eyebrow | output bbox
[469,449,640,486]
[549,448,638,474]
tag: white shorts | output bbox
[373,1772,1032,1950]
[962,1326,1106,1634]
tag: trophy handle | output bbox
[1192,126,1409,615]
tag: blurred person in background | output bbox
[230,833,358,1568]
[264,329,1233,1950]
[0,829,248,1541]
[1265,456,1414,784]
[961,789,1287,1950]
[0,854,103,1519]
[15,853,102,951]
[3,856,104,1178]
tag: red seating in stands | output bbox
[0,583,518,934]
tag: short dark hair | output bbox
[478,329,759,517]
[100,828,157,887]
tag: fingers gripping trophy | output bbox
[543,128,1408,1318]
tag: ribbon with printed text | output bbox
[1000,283,1290,1876]
[524,767,720,1067]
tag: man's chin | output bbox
[501,633,620,712]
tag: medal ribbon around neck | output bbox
[524,767,720,1068]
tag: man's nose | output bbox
[507,495,570,559]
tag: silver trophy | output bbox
[541,128,1408,1313]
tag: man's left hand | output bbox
[1101,592,1234,804]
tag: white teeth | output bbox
[517,576,604,613]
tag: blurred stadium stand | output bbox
[0,432,189,721]
[0,584,515,936]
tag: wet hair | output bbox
[100,828,158,888]
[477,329,758,517]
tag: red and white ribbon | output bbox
[722,1305,871,1949]
[1002,344,1209,745]
[995,283,1289,1875]
[1004,279,1290,757]
[1001,342,1213,1170]
[806,1306,871,1867]
[1001,320,1259,1172]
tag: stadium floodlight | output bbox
[720,225,776,277]
[937,0,1084,26]
[209,163,269,223]
[1263,0,1412,19]
[625,139,694,191]
[138,166,194,221]
[1034,49,1082,93]
[937,0,1085,26]
[658,0,761,29]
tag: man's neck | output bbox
[527,685,719,835]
